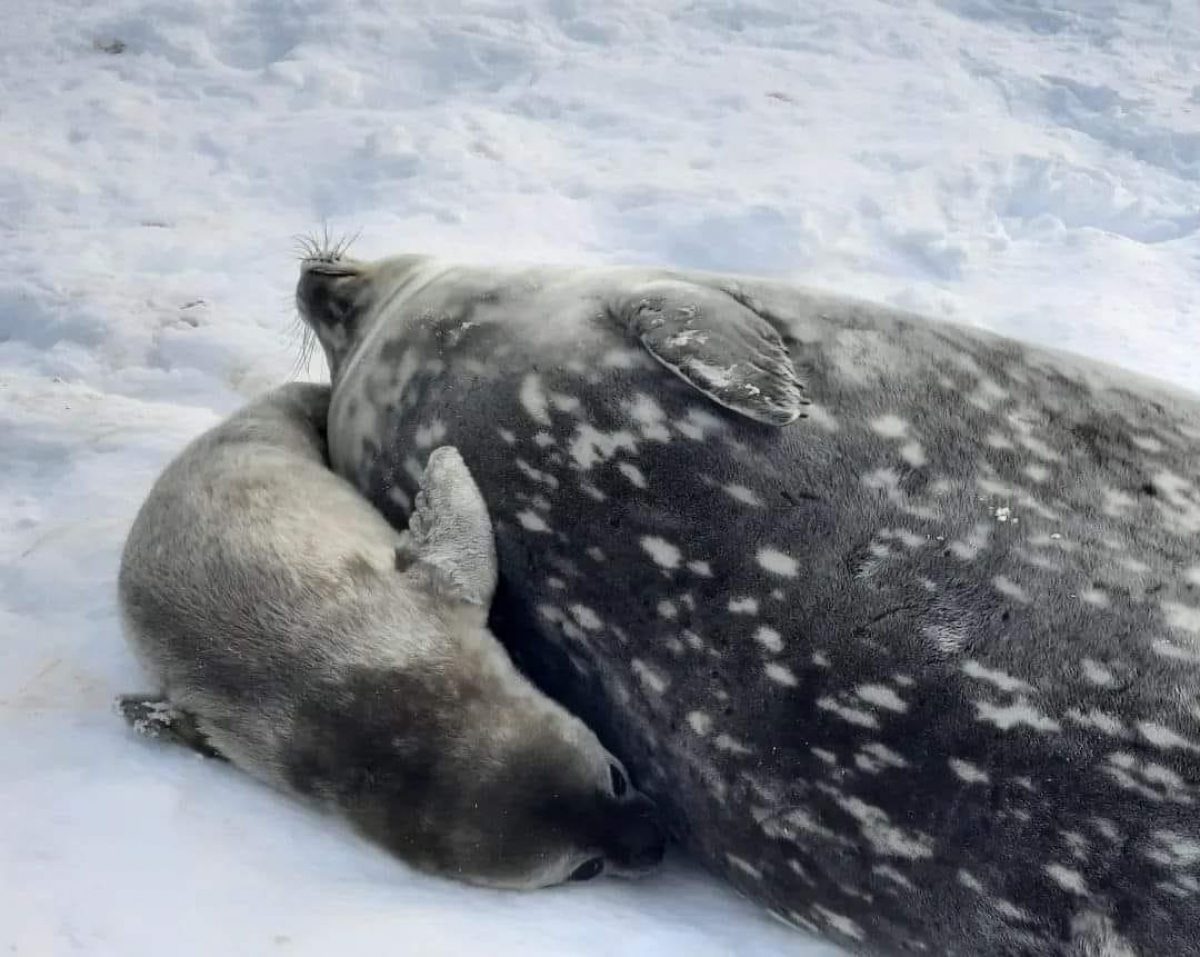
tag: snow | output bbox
[2,0,1198,953]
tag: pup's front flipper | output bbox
[395,446,498,609]
[115,694,226,761]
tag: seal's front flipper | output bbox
[395,446,498,608]
[620,280,808,426]
[115,694,226,761]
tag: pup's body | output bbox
[117,383,663,888]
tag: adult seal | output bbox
[297,249,1200,955]
[116,382,665,889]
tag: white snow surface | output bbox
[3,1,1199,954]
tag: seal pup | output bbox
[116,382,665,889]
[296,248,1200,955]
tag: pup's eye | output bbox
[609,764,628,798]
[570,857,604,882]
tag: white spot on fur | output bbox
[569,605,602,631]
[874,864,915,890]
[765,663,798,686]
[617,462,647,489]
[812,906,863,942]
[1082,659,1115,686]
[1139,722,1200,752]
[1132,433,1165,453]
[1080,588,1110,608]
[657,599,677,620]
[515,458,560,489]
[949,522,991,561]
[976,698,1061,733]
[962,660,1031,693]
[856,742,909,773]
[727,597,758,614]
[754,625,784,653]
[1045,863,1087,895]
[687,559,712,577]
[862,466,938,520]
[871,415,909,438]
[950,758,990,784]
[958,869,984,893]
[414,419,447,449]
[714,733,752,755]
[579,481,606,502]
[899,441,926,467]
[1023,463,1050,483]
[1068,709,1125,736]
[687,711,712,736]
[627,393,671,442]
[857,684,908,713]
[833,794,934,860]
[641,536,681,569]
[519,374,551,426]
[803,403,839,431]
[1148,830,1200,868]
[724,484,763,506]
[568,424,637,470]
[726,854,762,879]
[631,659,668,694]
[550,392,580,414]
[818,697,879,729]
[1164,601,1200,635]
[516,510,550,532]
[757,547,798,577]
[992,575,1030,603]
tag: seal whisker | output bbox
[294,225,362,267]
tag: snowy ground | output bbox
[2,1,1198,954]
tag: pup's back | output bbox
[118,383,429,781]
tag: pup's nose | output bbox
[606,794,667,872]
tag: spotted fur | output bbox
[298,254,1200,955]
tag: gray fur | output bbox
[117,382,664,888]
[297,252,1200,956]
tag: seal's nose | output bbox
[605,794,667,872]
[295,257,364,329]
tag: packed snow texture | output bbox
[3,1,1198,954]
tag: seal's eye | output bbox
[570,857,604,882]
[609,764,628,798]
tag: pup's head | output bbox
[285,663,666,889]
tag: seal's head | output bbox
[295,243,426,381]
[286,662,665,889]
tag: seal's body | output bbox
[298,252,1200,955]
[117,383,664,889]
